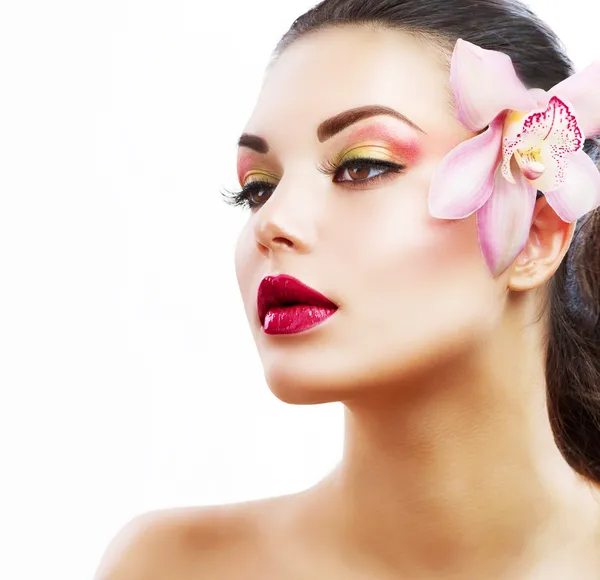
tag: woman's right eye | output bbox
[231,181,276,210]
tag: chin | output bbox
[258,342,440,406]
[261,352,352,405]
[258,320,494,406]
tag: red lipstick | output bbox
[257,275,338,335]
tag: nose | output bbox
[252,176,318,256]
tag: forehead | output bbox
[244,26,455,143]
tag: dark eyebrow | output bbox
[317,105,426,142]
[237,104,426,154]
[238,134,269,155]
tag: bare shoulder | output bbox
[93,495,298,580]
[92,507,209,580]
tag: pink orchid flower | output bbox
[428,39,600,277]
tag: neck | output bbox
[296,311,600,578]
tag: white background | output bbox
[0,1,595,578]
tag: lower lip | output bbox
[263,305,337,335]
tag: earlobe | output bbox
[508,195,576,291]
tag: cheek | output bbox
[339,193,498,370]
[367,214,482,320]
[329,164,491,323]
[334,164,480,273]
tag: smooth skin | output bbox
[96,25,600,580]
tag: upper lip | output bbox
[257,274,338,326]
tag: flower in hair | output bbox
[428,39,600,277]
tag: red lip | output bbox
[257,275,338,335]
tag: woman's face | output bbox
[234,26,505,402]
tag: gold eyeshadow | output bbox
[242,170,279,187]
[331,143,402,166]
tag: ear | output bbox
[507,195,576,291]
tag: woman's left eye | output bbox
[329,158,405,185]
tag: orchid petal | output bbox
[451,39,537,132]
[476,168,537,278]
[551,60,600,138]
[528,88,550,109]
[543,150,600,222]
[500,96,583,192]
[531,145,569,192]
[522,96,584,191]
[428,115,503,219]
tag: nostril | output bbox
[273,236,294,247]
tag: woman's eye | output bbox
[330,159,404,184]
[247,185,273,206]
[239,182,275,209]
[335,163,388,182]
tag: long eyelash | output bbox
[317,156,406,181]
[220,184,246,207]
[220,181,274,208]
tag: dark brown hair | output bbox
[273,0,600,483]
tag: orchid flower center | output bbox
[514,148,545,180]
[501,96,583,192]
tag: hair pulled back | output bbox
[274,0,600,483]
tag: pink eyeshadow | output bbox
[236,153,256,184]
[342,122,422,164]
